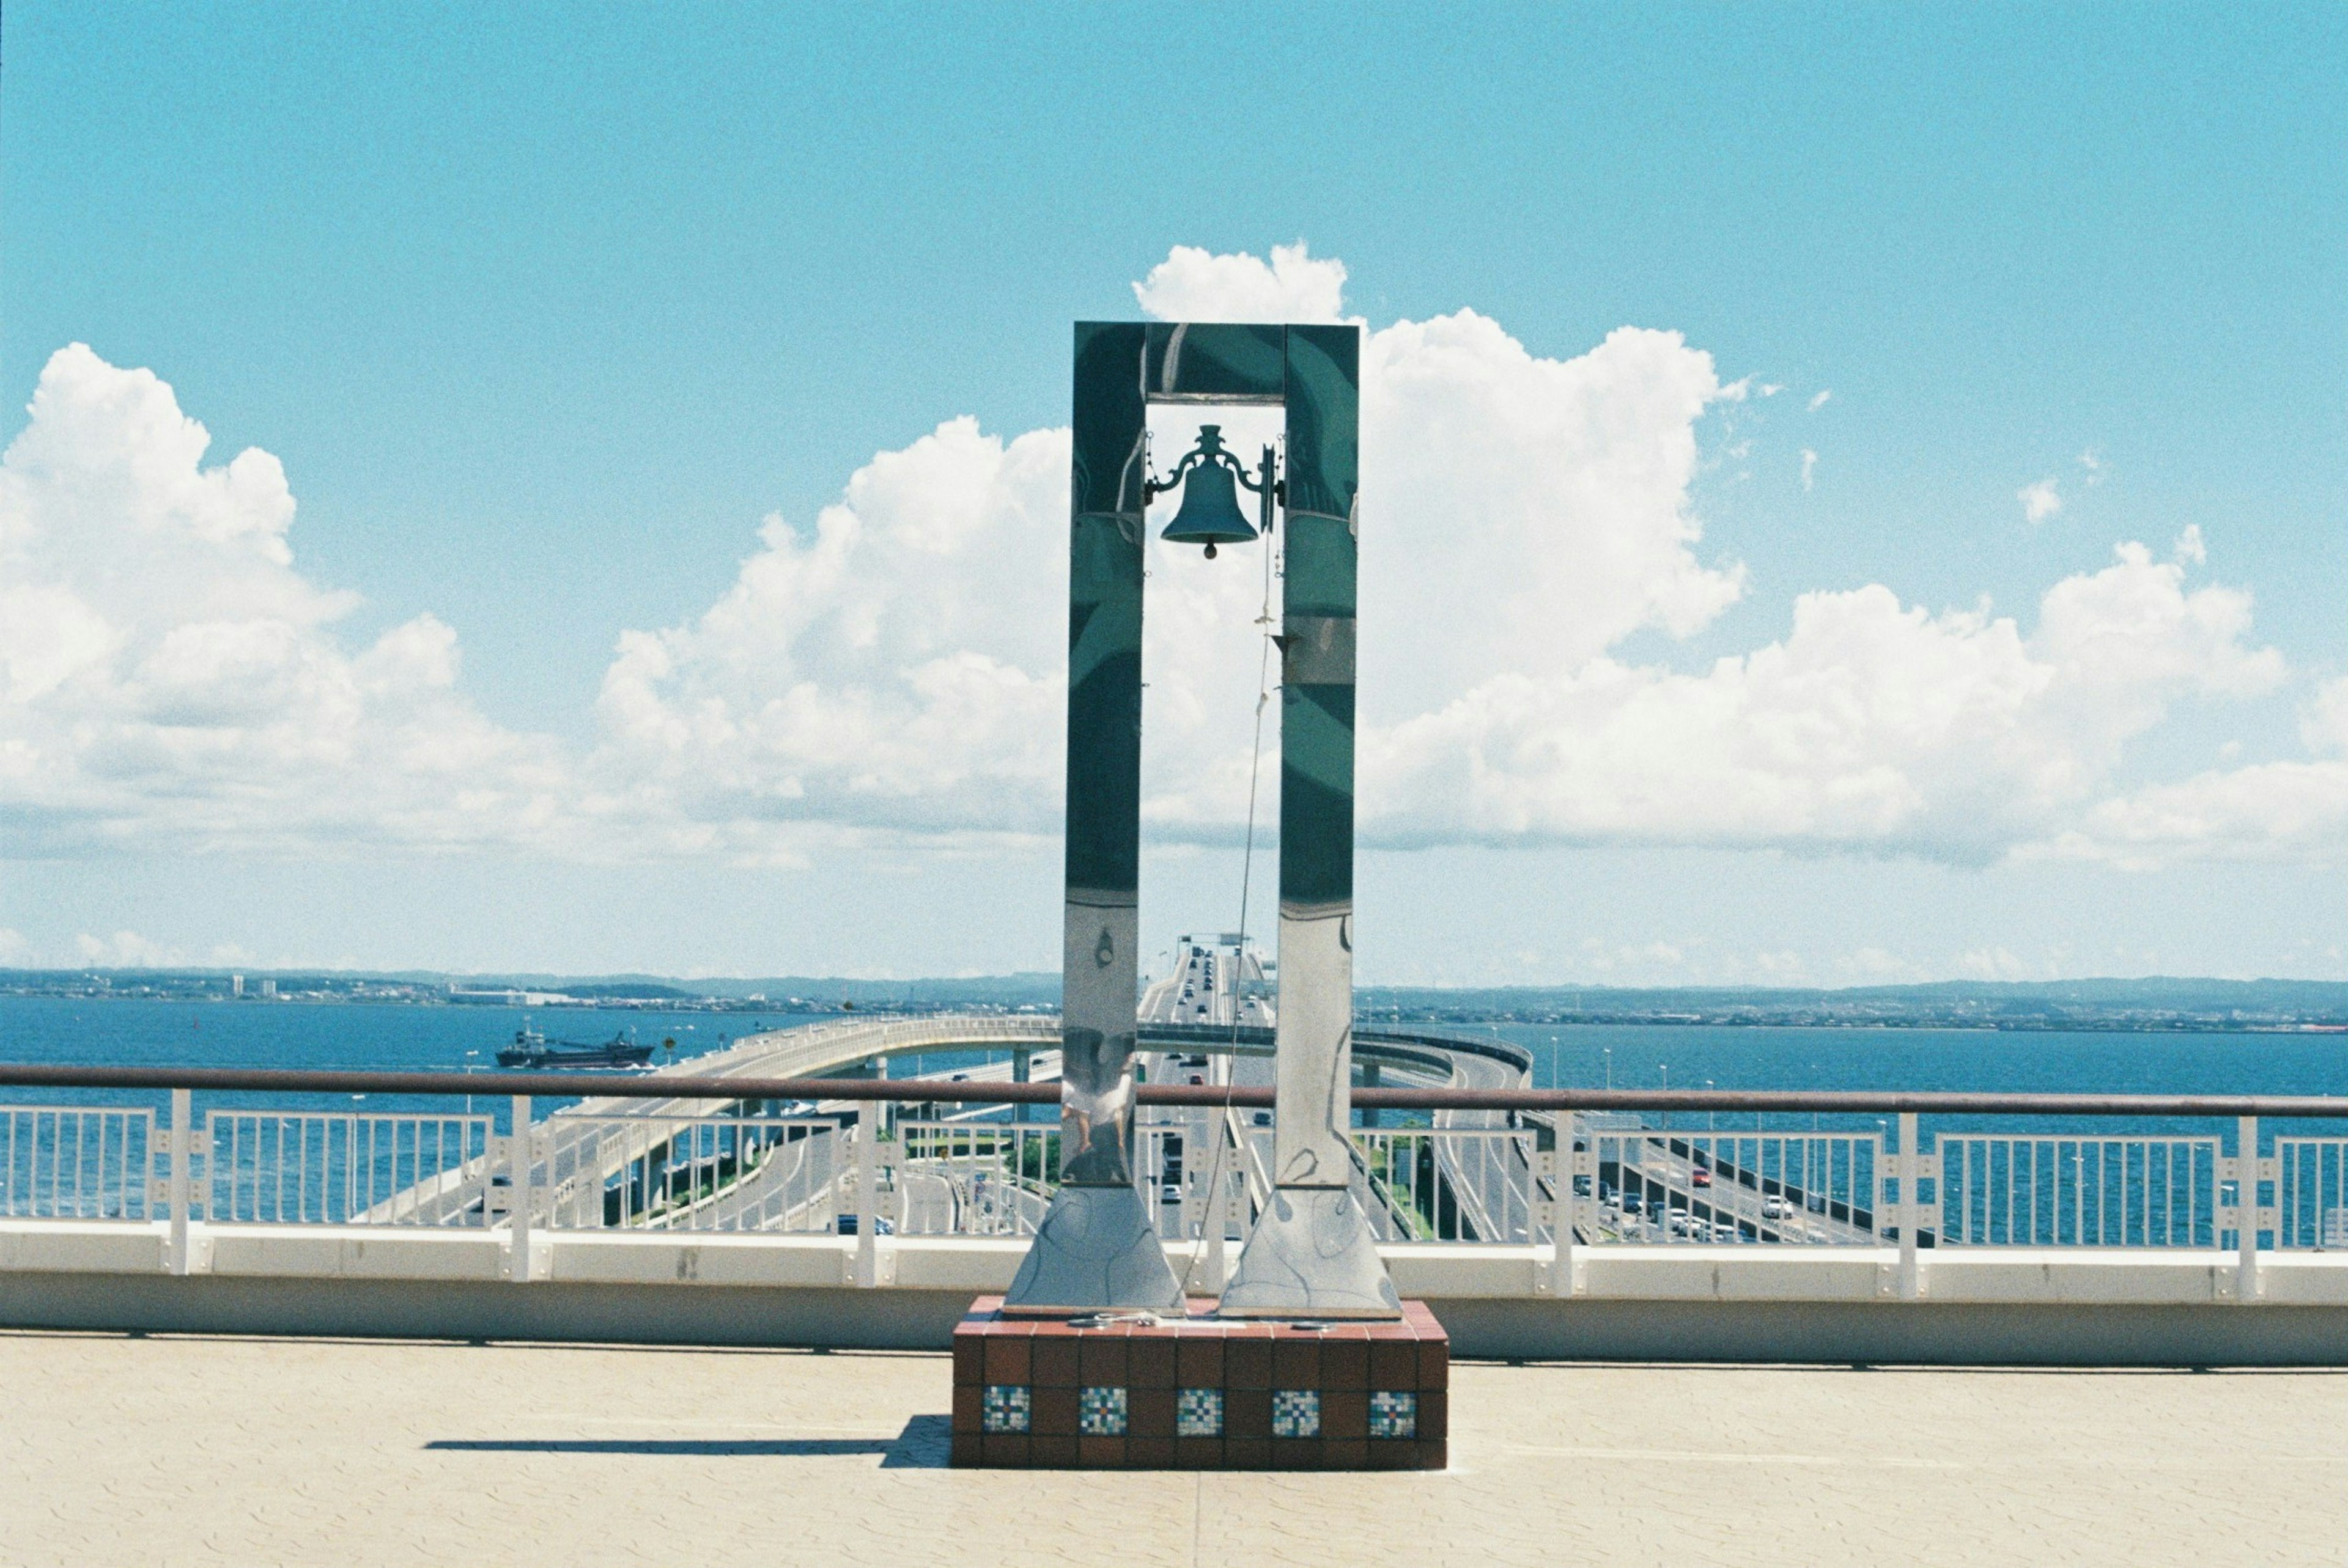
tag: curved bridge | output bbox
[390,1014,1540,1246]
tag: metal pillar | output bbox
[508,1095,534,1284]
[1005,323,1181,1311]
[1224,325,1398,1317]
[166,1088,194,1276]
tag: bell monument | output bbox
[1003,320,1399,1319]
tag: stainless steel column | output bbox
[1004,322,1183,1311]
[1224,324,1400,1317]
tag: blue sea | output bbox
[0,996,2342,1137]
[0,996,835,1132]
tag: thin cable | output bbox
[1231,498,1277,1041]
[1181,471,1279,1301]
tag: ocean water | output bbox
[1494,1020,2348,1138]
[0,996,2342,1136]
[0,996,834,1128]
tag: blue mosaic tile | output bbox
[1368,1389,1417,1440]
[1176,1386,1224,1437]
[1078,1385,1128,1436]
[981,1384,1030,1434]
[1271,1388,1321,1439]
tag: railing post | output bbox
[1202,1169,1227,1293]
[2236,1114,2261,1303]
[508,1095,533,1283]
[1551,1158,1576,1295]
[1541,1113,1576,1296]
[166,1088,193,1276]
[1897,1113,1921,1300]
[854,1097,879,1287]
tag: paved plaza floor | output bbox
[2,1327,2341,1566]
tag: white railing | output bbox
[0,1093,2320,1292]
[1356,1126,1545,1243]
[1576,1128,1880,1244]
[537,1114,849,1232]
[0,1106,157,1220]
[2276,1138,2348,1250]
[894,1121,1055,1237]
[205,1112,492,1226]
[1937,1135,2221,1248]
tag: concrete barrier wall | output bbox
[6,1222,2345,1366]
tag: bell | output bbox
[1159,425,1260,559]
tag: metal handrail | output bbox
[6,1062,2348,1118]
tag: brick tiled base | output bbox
[950,1297,1447,1470]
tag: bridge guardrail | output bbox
[6,1044,2348,1301]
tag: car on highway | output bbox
[1690,1167,1713,1187]
[1762,1195,1794,1220]
[1161,1184,1182,1205]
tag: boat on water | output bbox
[496,1028,657,1070]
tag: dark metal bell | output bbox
[1160,427,1260,557]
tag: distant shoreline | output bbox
[4,987,2341,1035]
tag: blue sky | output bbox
[3,4,2341,982]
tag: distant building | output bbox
[447,987,580,1007]
[230,974,244,998]
[258,978,277,998]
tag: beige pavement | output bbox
[1,1328,2341,1567]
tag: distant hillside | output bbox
[6,968,2342,1025]
[1359,978,2348,1013]
[0,967,1063,1009]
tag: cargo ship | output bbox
[495,1028,657,1070]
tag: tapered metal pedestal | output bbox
[1002,1183,1183,1313]
[1220,1185,1401,1318]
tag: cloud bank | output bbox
[0,345,575,857]
[4,249,2338,874]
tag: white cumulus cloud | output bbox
[74,929,180,967]
[4,251,2336,880]
[1132,241,1348,323]
[592,416,1071,848]
[2020,477,2062,523]
[2031,674,2348,868]
[1362,543,2289,861]
[0,344,575,856]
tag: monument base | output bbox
[1000,1183,1185,1313]
[949,1296,1447,1470]
[1220,1185,1403,1317]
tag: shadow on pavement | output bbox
[879,1414,952,1468]
[426,1437,896,1457]
[423,1416,953,1464]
